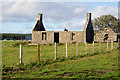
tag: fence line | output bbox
[18,40,119,64]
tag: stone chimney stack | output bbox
[84,12,94,43]
[87,13,91,22]
[37,13,42,21]
[33,13,46,31]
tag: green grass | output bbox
[1,41,119,79]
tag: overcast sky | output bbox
[0,1,119,33]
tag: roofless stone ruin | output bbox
[31,12,117,45]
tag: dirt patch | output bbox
[81,69,106,76]
[99,69,115,72]
[56,72,74,77]
[59,69,64,71]
[56,69,107,78]
[33,70,58,76]
[44,70,58,75]
[68,68,72,71]
[2,76,11,79]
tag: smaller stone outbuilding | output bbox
[94,27,117,42]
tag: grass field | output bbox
[1,41,119,79]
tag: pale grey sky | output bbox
[0,1,119,33]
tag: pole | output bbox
[107,40,108,51]
[76,42,78,57]
[37,43,40,62]
[117,38,120,48]
[66,42,68,57]
[85,42,87,54]
[100,39,101,53]
[20,44,22,64]
[55,42,57,59]
[111,39,113,50]
[93,41,94,53]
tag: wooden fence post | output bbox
[93,41,94,53]
[37,43,40,62]
[20,44,22,64]
[117,38,120,49]
[66,42,68,57]
[85,42,87,54]
[107,40,108,51]
[100,40,101,53]
[76,42,78,57]
[55,42,57,59]
[111,39,113,50]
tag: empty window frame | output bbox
[70,33,75,40]
[42,32,47,40]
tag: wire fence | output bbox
[2,40,119,66]
[20,40,119,64]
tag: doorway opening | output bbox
[54,33,59,43]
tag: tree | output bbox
[92,15,120,32]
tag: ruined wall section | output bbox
[32,31,41,45]
[32,31,84,45]
[94,28,117,42]
[59,31,84,43]
[32,31,54,44]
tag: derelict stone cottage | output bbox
[31,13,94,45]
[31,12,117,45]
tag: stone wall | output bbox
[32,31,84,45]
[59,31,84,43]
[94,28,117,42]
[31,13,117,45]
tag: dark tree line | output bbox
[0,33,31,40]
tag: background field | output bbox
[1,41,119,79]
